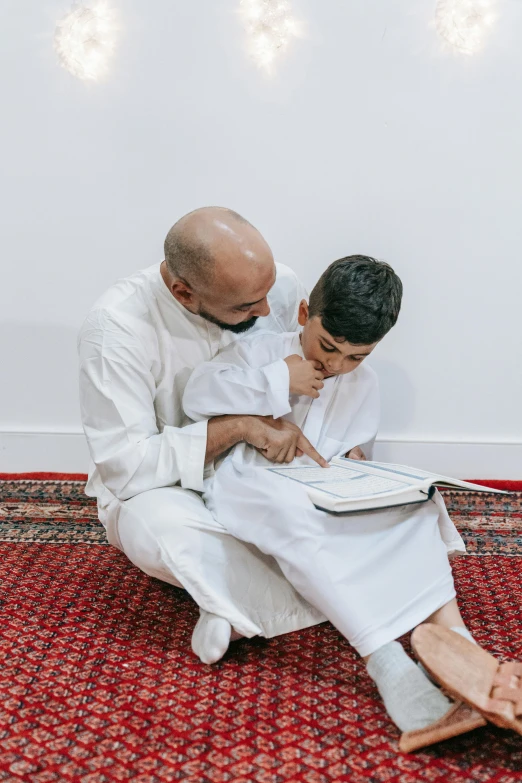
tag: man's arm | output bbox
[205,415,329,467]
[205,415,245,463]
[79,312,209,500]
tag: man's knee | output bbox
[111,486,215,581]
[119,486,209,535]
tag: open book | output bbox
[267,457,508,514]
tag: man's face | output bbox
[197,309,259,334]
[299,304,378,377]
[195,263,277,333]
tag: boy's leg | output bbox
[365,598,478,732]
[208,462,468,731]
[426,598,465,629]
[209,462,458,657]
[366,638,454,731]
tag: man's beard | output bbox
[198,309,259,334]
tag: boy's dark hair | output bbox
[308,255,403,344]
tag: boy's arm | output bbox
[183,334,292,422]
[339,370,380,460]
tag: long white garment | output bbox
[183,331,466,656]
[78,261,326,638]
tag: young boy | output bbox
[183,255,471,737]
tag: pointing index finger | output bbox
[297,434,330,468]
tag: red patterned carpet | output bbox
[0,474,521,783]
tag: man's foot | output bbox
[367,641,452,731]
[191,610,242,664]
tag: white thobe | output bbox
[78,262,326,639]
[183,332,466,657]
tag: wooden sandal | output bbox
[399,699,486,753]
[411,623,522,735]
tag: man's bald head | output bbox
[161,207,277,332]
[164,207,271,288]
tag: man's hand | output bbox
[345,446,366,461]
[242,416,329,467]
[284,354,324,398]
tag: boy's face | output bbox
[298,300,378,378]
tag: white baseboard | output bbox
[0,430,520,479]
[0,431,90,474]
[373,439,521,480]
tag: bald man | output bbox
[78,207,326,664]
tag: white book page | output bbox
[339,459,438,481]
[351,460,508,493]
[268,463,414,500]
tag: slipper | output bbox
[399,699,486,753]
[411,624,522,734]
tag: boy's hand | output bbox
[345,446,366,461]
[284,354,324,398]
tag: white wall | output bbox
[1,0,521,476]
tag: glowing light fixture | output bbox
[55,1,117,81]
[239,0,301,73]
[435,0,497,55]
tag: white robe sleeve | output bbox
[334,367,380,458]
[183,334,291,422]
[78,311,207,500]
[355,375,380,457]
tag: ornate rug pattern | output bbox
[0,476,520,555]
[0,475,521,782]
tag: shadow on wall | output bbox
[368,358,415,436]
[0,321,81,430]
